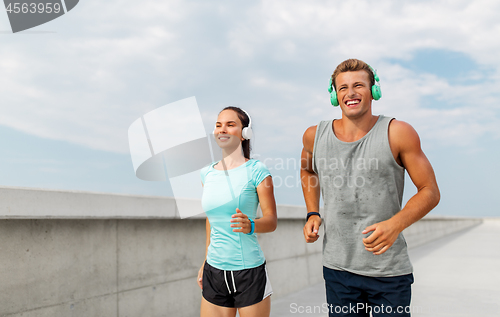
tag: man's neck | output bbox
[335,113,379,142]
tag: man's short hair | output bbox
[331,59,375,91]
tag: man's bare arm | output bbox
[301,125,322,243]
[363,120,440,254]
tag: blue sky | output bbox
[1,0,499,217]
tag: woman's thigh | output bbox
[237,296,271,317]
[200,297,237,317]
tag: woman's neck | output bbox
[218,147,248,170]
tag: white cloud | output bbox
[228,0,500,64]
[1,0,499,156]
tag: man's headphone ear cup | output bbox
[372,85,382,100]
[330,91,339,107]
[328,77,339,107]
[369,65,382,101]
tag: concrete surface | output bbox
[410,218,500,316]
[270,219,500,317]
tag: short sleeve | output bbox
[251,160,271,187]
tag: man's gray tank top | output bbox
[312,115,413,277]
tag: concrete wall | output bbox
[403,215,483,249]
[0,187,482,317]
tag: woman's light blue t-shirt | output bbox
[201,159,271,271]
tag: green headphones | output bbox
[328,66,382,107]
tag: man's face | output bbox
[335,70,372,119]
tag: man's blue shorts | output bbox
[323,266,414,317]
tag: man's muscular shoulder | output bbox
[388,119,421,167]
[302,125,317,153]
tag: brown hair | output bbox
[220,106,251,159]
[331,59,375,91]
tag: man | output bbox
[301,59,440,317]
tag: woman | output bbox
[198,106,277,317]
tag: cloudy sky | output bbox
[1,0,499,217]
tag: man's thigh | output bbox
[323,267,370,317]
[364,273,414,317]
[323,267,414,317]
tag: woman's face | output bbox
[214,110,244,149]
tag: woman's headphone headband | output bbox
[213,107,253,140]
[239,108,253,140]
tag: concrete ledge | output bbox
[0,186,179,219]
[403,216,483,249]
[0,186,314,219]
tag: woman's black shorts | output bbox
[202,261,273,308]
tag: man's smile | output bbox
[346,99,361,107]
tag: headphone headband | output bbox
[240,108,253,140]
[240,109,252,130]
